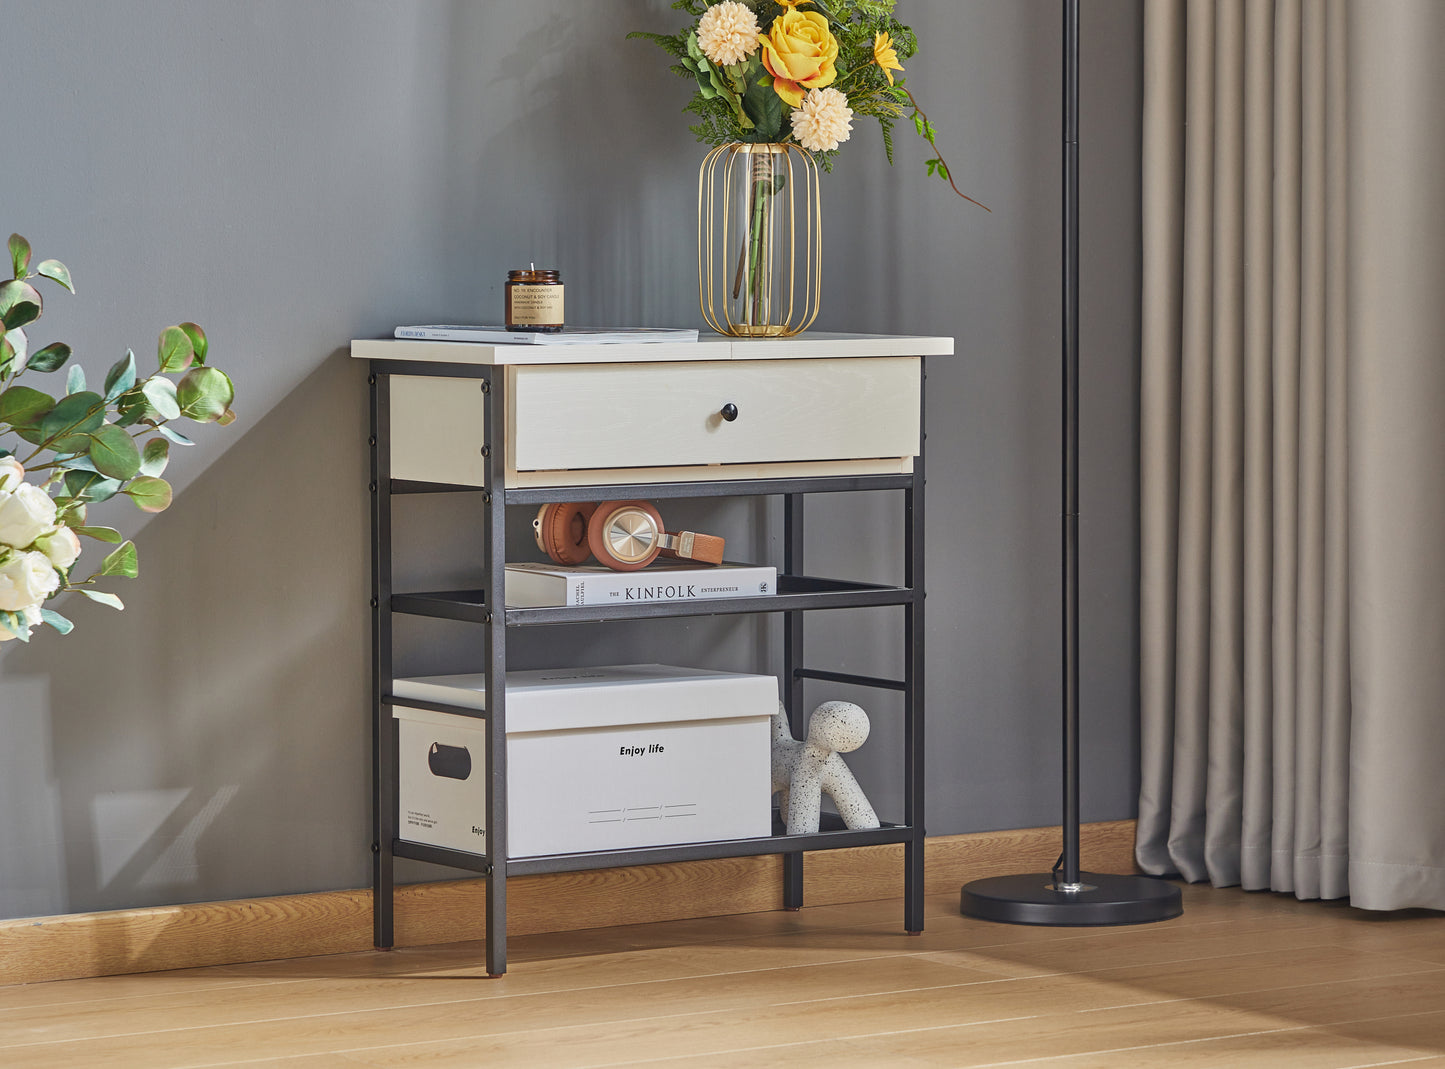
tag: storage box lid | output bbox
[392,664,777,733]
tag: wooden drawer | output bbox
[510,357,920,474]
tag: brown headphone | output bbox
[532,500,725,572]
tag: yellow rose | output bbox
[759,10,838,109]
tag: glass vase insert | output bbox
[698,142,821,338]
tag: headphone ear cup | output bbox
[534,502,597,566]
[587,500,664,571]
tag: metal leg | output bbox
[370,367,396,949]
[904,367,926,934]
[481,372,509,977]
[782,493,805,910]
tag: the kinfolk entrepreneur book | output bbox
[504,561,777,608]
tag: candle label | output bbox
[509,285,564,325]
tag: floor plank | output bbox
[0,882,1440,1069]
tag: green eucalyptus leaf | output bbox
[4,327,27,371]
[141,376,181,420]
[0,279,42,331]
[100,540,139,578]
[40,390,104,451]
[71,525,123,543]
[54,453,98,474]
[8,234,31,279]
[178,322,207,365]
[176,366,233,423]
[104,350,137,400]
[88,424,142,480]
[35,260,74,293]
[63,468,122,504]
[39,608,74,635]
[0,385,56,428]
[122,475,172,513]
[139,437,169,477]
[156,325,194,373]
[80,588,124,610]
[114,387,156,427]
[0,336,13,380]
[156,424,193,446]
[26,341,70,374]
[0,610,30,642]
[216,407,237,427]
[66,364,86,395]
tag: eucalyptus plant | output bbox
[0,233,236,641]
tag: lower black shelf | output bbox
[393,820,916,877]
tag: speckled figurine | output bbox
[770,700,880,835]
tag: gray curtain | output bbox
[1136,0,1445,910]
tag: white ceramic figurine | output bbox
[771,700,880,835]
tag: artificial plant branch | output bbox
[905,89,991,212]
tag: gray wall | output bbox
[0,0,1143,919]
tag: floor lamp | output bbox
[958,0,1183,926]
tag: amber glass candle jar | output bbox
[505,267,564,332]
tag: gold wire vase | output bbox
[698,142,821,338]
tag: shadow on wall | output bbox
[438,0,702,328]
[0,353,372,920]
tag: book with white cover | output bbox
[504,561,777,608]
[393,324,699,345]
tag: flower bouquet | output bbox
[632,1,985,334]
[0,234,236,643]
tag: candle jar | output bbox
[505,268,564,332]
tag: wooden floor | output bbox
[1,882,1443,1067]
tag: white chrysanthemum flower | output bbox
[790,87,853,153]
[697,2,760,67]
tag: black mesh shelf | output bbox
[390,574,915,626]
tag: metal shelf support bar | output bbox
[370,366,397,950]
[481,372,509,977]
[782,493,805,911]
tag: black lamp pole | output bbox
[959,0,1183,927]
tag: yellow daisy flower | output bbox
[775,0,815,7]
[873,31,904,86]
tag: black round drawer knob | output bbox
[720,403,739,422]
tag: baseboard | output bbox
[0,820,1137,986]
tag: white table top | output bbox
[351,332,954,366]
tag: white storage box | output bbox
[391,664,775,858]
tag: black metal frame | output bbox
[370,357,928,974]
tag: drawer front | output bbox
[510,357,920,473]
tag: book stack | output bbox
[504,561,777,608]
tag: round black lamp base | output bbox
[960,872,1183,926]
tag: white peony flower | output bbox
[0,603,43,643]
[0,457,24,493]
[0,550,60,612]
[35,525,82,570]
[789,86,854,153]
[0,482,58,549]
[697,1,760,67]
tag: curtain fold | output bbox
[1137,0,1445,910]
